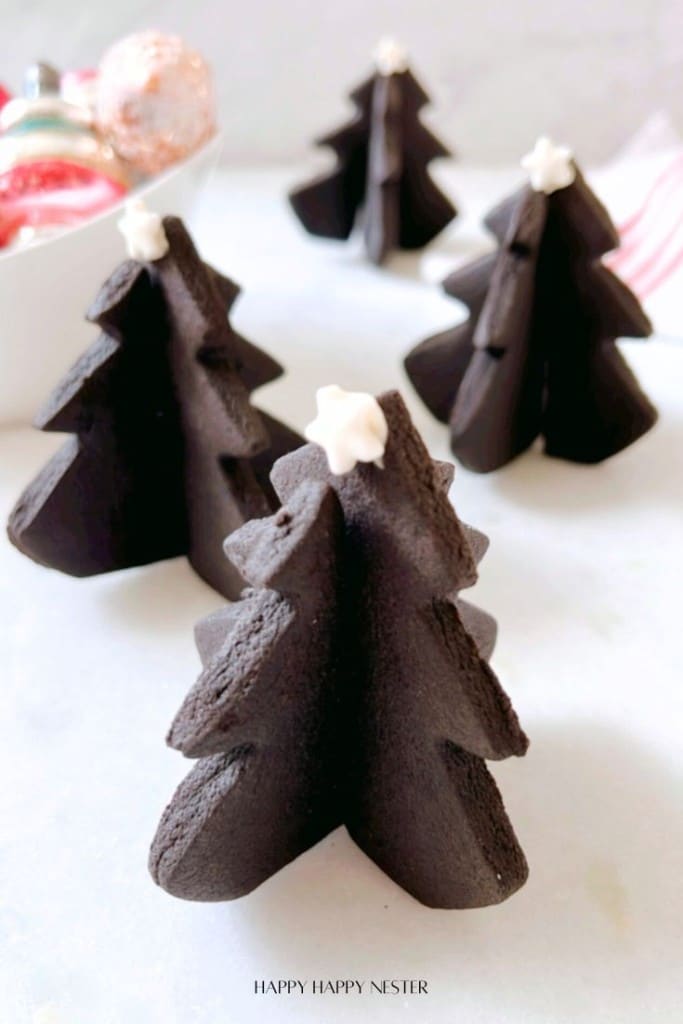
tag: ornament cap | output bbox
[24,62,61,99]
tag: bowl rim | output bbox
[0,131,223,265]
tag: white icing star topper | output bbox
[521,136,576,194]
[305,385,389,476]
[118,197,169,262]
[373,37,410,76]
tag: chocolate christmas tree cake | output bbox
[150,387,528,909]
[405,137,658,472]
[7,202,301,598]
[289,39,457,265]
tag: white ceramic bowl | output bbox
[0,135,222,425]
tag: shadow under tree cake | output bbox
[404,137,658,472]
[289,38,456,266]
[150,388,528,909]
[7,204,302,599]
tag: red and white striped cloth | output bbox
[592,114,683,338]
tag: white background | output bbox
[1,0,683,163]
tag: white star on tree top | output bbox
[521,136,576,194]
[118,198,169,262]
[373,37,409,76]
[305,385,389,476]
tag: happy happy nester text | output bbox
[254,979,428,996]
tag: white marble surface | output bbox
[1,169,682,1024]
[2,0,683,163]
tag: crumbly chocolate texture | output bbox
[7,216,302,598]
[405,168,657,471]
[150,391,528,909]
[289,68,456,265]
[150,481,344,901]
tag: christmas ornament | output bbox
[95,31,216,175]
[0,62,128,249]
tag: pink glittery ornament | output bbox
[96,31,216,175]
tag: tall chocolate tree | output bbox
[289,39,456,265]
[405,137,657,471]
[8,208,301,598]
[150,389,528,909]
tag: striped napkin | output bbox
[592,113,683,339]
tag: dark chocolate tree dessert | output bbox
[289,38,456,265]
[7,202,301,598]
[405,137,658,472]
[150,387,528,909]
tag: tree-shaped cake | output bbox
[289,39,456,265]
[7,202,301,599]
[405,137,658,472]
[150,387,528,909]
